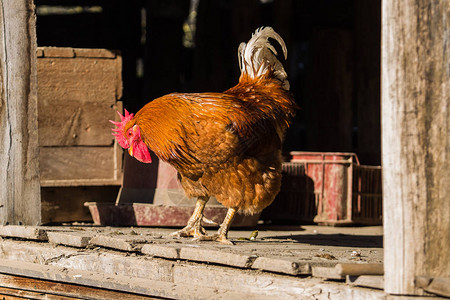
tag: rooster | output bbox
[111,27,297,244]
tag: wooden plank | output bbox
[144,244,332,273]
[38,98,116,147]
[335,263,383,276]
[382,0,450,295]
[179,247,253,268]
[37,55,121,146]
[0,274,155,300]
[0,240,175,282]
[40,141,122,186]
[172,263,310,299]
[312,266,344,280]
[36,47,44,57]
[0,285,76,299]
[41,47,75,58]
[90,235,148,252]
[0,258,257,300]
[74,48,117,59]
[415,276,450,298]
[41,178,122,187]
[252,257,312,275]
[312,263,384,280]
[38,47,117,59]
[39,147,117,181]
[47,231,93,248]
[347,275,384,290]
[0,225,47,241]
[141,244,180,259]
[0,239,390,299]
[0,0,41,225]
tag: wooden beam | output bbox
[0,274,157,300]
[312,263,384,280]
[347,275,384,290]
[0,0,41,225]
[415,276,450,298]
[382,0,450,295]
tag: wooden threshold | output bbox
[0,273,158,300]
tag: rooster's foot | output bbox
[195,234,234,245]
[169,224,207,239]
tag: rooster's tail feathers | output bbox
[238,27,289,90]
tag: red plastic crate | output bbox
[262,152,382,225]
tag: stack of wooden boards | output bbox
[37,47,123,223]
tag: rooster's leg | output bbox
[197,207,237,245]
[169,196,208,238]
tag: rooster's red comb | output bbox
[110,109,134,149]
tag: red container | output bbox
[84,202,259,227]
[86,152,261,227]
[291,152,357,225]
[262,152,382,225]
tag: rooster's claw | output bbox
[169,224,207,239]
[194,234,234,245]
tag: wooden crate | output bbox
[37,47,123,187]
[37,47,123,223]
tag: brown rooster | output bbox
[111,27,297,244]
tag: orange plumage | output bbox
[113,27,297,244]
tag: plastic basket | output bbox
[261,152,382,225]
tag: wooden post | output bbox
[382,0,450,295]
[0,0,41,225]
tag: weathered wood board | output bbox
[415,276,450,298]
[0,0,41,225]
[47,231,93,248]
[36,47,123,223]
[40,147,117,182]
[37,47,123,188]
[0,224,388,299]
[347,275,384,290]
[382,0,450,295]
[37,47,122,147]
[90,234,148,252]
[0,274,155,300]
[0,226,47,241]
[179,247,253,269]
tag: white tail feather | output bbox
[238,27,289,90]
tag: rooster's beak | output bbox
[128,144,133,157]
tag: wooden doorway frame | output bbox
[0,0,448,296]
[0,0,41,225]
